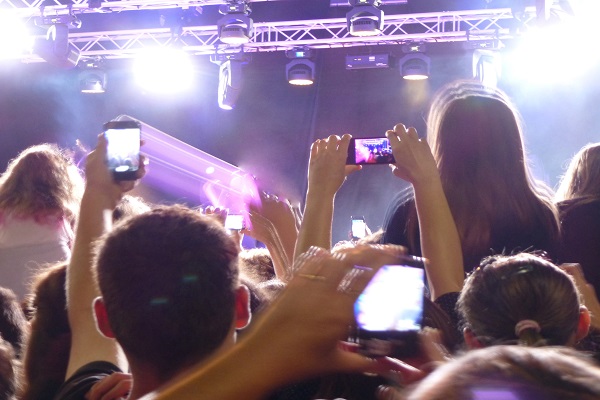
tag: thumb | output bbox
[345,165,362,176]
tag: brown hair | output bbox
[406,346,600,400]
[458,253,581,347]
[555,142,600,205]
[0,144,83,226]
[21,263,69,400]
[397,81,559,271]
[95,205,240,380]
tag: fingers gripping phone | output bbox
[354,257,425,358]
[346,137,395,165]
[103,120,141,181]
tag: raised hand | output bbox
[385,124,438,187]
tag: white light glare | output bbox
[508,15,599,84]
[133,48,194,93]
[0,15,34,59]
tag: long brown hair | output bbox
[0,144,83,225]
[555,142,600,206]
[406,81,560,271]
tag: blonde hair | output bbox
[555,143,600,204]
[0,144,83,225]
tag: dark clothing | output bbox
[53,361,122,400]
[558,200,600,294]
[383,195,558,273]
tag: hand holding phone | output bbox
[354,257,425,358]
[346,137,395,165]
[103,120,141,181]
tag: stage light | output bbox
[218,59,243,110]
[79,61,106,93]
[217,2,253,45]
[473,49,501,87]
[346,0,384,37]
[0,16,33,59]
[399,53,430,80]
[33,23,80,68]
[132,48,194,93]
[285,48,315,86]
[286,59,315,86]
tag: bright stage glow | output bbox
[133,48,194,93]
[0,16,33,59]
[507,13,599,85]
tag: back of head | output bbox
[21,263,70,400]
[556,142,600,203]
[407,346,600,400]
[458,253,581,347]
[0,287,28,358]
[238,248,275,283]
[425,81,559,270]
[0,144,83,224]
[95,205,239,379]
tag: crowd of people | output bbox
[0,80,599,400]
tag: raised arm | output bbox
[243,192,298,282]
[293,134,361,261]
[141,244,407,400]
[386,124,463,300]
[65,135,138,378]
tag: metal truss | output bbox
[3,0,245,18]
[16,7,534,63]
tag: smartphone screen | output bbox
[346,137,395,165]
[104,121,141,181]
[354,259,425,357]
[351,216,367,240]
[224,214,244,231]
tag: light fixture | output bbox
[346,0,384,37]
[285,48,315,86]
[218,59,243,110]
[399,54,430,80]
[217,2,253,45]
[33,23,81,68]
[473,49,501,87]
[79,60,106,93]
[286,60,315,86]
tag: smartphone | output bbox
[103,120,141,181]
[351,216,368,240]
[346,137,395,165]
[224,214,244,231]
[354,257,425,358]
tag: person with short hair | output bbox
[55,135,250,400]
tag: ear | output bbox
[576,305,591,341]
[93,297,116,339]
[234,285,251,330]
[463,327,484,349]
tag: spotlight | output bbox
[218,59,243,110]
[399,54,430,80]
[346,0,384,37]
[473,49,501,87]
[217,2,253,45]
[286,60,315,86]
[79,61,106,93]
[33,23,80,68]
[285,48,315,86]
